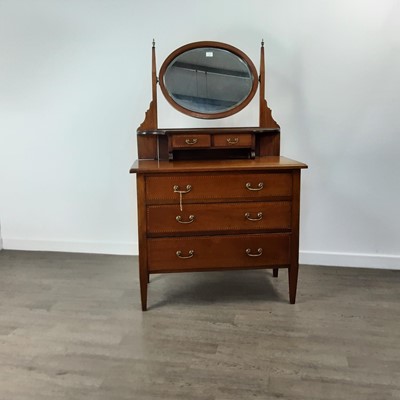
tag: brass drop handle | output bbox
[245,182,264,191]
[176,215,195,224]
[173,185,192,194]
[246,248,263,257]
[245,212,263,221]
[185,138,198,145]
[176,250,194,259]
[173,184,192,212]
[226,137,239,145]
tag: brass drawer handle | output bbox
[245,212,263,221]
[245,182,264,191]
[176,215,195,224]
[173,185,192,211]
[173,185,192,194]
[176,250,194,259]
[226,137,239,145]
[246,248,263,257]
[185,138,198,145]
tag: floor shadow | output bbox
[148,269,287,310]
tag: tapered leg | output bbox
[139,269,148,311]
[288,170,301,304]
[136,174,148,311]
[288,264,299,304]
[273,268,279,277]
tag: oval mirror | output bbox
[159,42,258,119]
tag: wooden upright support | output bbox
[259,39,280,130]
[137,40,159,159]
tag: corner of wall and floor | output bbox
[1,235,399,271]
[0,220,3,252]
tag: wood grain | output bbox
[145,171,293,203]
[130,156,308,174]
[146,201,291,236]
[133,160,307,309]
[147,233,291,272]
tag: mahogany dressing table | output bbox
[130,40,307,310]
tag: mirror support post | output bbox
[259,39,280,131]
[151,39,158,128]
[138,39,158,132]
[259,39,266,126]
[137,40,159,159]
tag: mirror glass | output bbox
[160,43,257,118]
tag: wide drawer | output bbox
[170,134,211,149]
[147,233,291,272]
[213,133,253,148]
[147,201,291,235]
[145,172,292,203]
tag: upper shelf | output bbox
[137,127,280,135]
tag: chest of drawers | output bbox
[131,156,307,311]
[133,40,307,310]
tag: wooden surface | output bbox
[147,233,291,272]
[138,127,279,134]
[145,172,293,202]
[137,41,158,133]
[137,130,282,161]
[171,134,211,149]
[130,156,308,173]
[259,40,280,130]
[146,201,291,236]
[133,162,305,310]
[1,250,400,400]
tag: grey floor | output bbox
[0,250,399,400]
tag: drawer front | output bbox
[147,233,291,272]
[147,201,291,235]
[213,133,253,148]
[171,134,211,149]
[145,173,292,203]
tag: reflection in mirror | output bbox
[163,47,255,115]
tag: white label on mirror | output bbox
[206,51,213,57]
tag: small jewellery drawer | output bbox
[147,201,291,235]
[145,172,292,203]
[213,133,253,148]
[170,134,211,148]
[147,233,291,272]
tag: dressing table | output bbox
[130,40,307,310]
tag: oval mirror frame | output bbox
[159,41,258,119]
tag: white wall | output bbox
[1,0,399,268]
